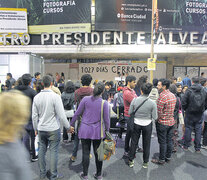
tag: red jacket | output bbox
[123,86,137,117]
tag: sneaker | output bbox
[136,147,143,153]
[142,162,148,168]
[129,160,134,168]
[201,145,207,150]
[70,155,76,162]
[195,150,201,153]
[151,158,165,165]
[181,145,188,151]
[93,173,103,180]
[56,174,64,179]
[165,158,171,163]
[80,172,88,180]
[31,156,38,162]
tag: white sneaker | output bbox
[201,145,207,150]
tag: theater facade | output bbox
[0,0,207,81]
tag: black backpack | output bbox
[188,89,205,113]
[112,92,124,114]
[62,93,74,110]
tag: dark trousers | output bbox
[23,129,35,158]
[203,122,207,146]
[63,118,70,140]
[156,122,174,161]
[81,139,103,177]
[129,122,152,163]
[184,117,202,150]
[124,116,132,152]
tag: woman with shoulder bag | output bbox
[70,82,110,180]
[128,83,157,169]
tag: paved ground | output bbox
[31,126,207,180]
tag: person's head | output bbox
[152,78,158,87]
[21,74,32,86]
[64,81,75,93]
[81,74,92,86]
[169,84,177,95]
[182,85,188,93]
[47,74,55,85]
[172,77,177,84]
[6,73,12,80]
[42,75,52,88]
[157,79,171,92]
[5,80,10,90]
[200,77,207,87]
[0,91,30,144]
[201,72,205,77]
[126,75,136,89]
[36,79,44,93]
[177,77,182,82]
[141,83,153,95]
[61,72,64,77]
[137,75,148,88]
[175,83,182,93]
[15,77,23,86]
[34,72,41,80]
[109,81,114,88]
[105,81,111,91]
[192,76,199,84]
[74,81,81,89]
[93,82,105,97]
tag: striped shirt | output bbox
[157,89,176,126]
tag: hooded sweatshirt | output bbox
[75,86,93,107]
[123,86,137,117]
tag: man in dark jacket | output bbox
[182,76,207,152]
[6,73,16,89]
[15,74,37,161]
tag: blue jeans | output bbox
[184,117,202,151]
[38,129,61,180]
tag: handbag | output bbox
[65,109,74,118]
[97,100,116,161]
[178,98,184,125]
[128,98,149,131]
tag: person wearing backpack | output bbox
[182,77,207,152]
[61,81,75,143]
[112,87,125,138]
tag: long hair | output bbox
[0,91,30,144]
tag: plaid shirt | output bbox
[157,89,176,126]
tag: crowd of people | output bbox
[0,71,207,180]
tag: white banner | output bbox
[0,8,28,33]
[79,62,166,81]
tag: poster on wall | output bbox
[173,67,186,78]
[158,0,207,33]
[200,67,207,77]
[95,0,152,32]
[187,67,199,78]
[95,0,207,33]
[0,0,91,34]
[0,8,28,33]
[79,62,166,81]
